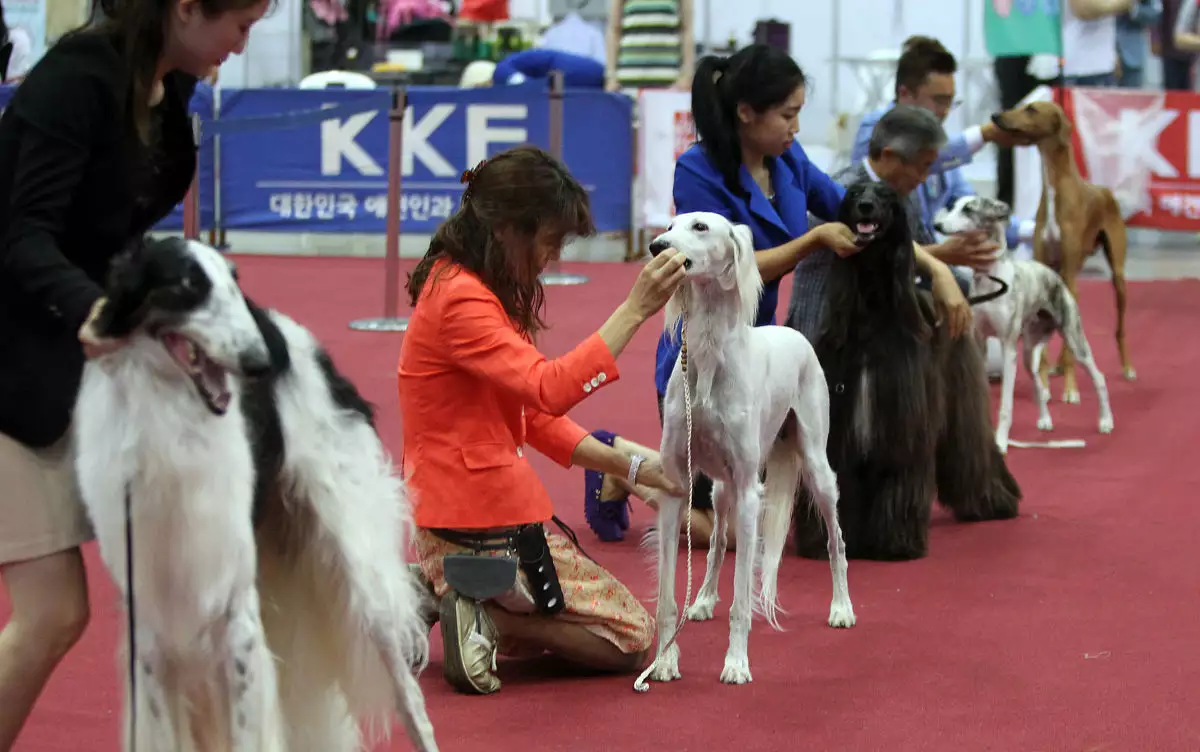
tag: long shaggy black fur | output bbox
[793,182,1021,561]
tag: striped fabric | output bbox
[615,0,682,89]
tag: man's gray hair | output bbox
[866,104,947,161]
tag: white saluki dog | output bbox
[73,237,438,751]
[934,196,1114,454]
[644,212,855,687]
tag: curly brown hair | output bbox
[406,145,595,337]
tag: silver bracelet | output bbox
[627,454,646,486]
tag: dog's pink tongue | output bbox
[163,333,192,365]
[856,222,877,233]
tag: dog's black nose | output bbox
[240,349,272,379]
[648,239,670,257]
[856,201,875,215]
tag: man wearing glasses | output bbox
[851,36,1036,267]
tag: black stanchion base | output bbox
[348,317,410,332]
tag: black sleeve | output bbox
[0,42,121,332]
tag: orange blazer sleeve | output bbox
[441,280,621,416]
[525,408,589,468]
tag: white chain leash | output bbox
[634,313,696,693]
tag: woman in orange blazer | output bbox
[398,146,686,695]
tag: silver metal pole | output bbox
[349,87,412,332]
[540,69,589,286]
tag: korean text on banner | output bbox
[637,89,693,228]
[215,85,633,234]
[984,0,1062,58]
[1062,86,1200,232]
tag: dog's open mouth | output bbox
[854,222,879,244]
[161,332,232,416]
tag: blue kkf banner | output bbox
[214,85,633,234]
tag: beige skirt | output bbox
[414,527,655,656]
[0,430,93,566]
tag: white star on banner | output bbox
[1072,90,1178,219]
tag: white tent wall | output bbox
[219,0,304,88]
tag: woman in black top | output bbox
[0,0,269,744]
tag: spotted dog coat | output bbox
[934,196,1114,454]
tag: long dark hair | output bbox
[690,44,808,198]
[406,145,594,338]
[91,0,270,144]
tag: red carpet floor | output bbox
[5,257,1200,751]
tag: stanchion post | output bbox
[539,69,588,287]
[349,87,412,332]
[184,113,202,240]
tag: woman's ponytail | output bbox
[690,54,745,197]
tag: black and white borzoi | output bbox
[642,212,854,689]
[73,238,437,751]
[793,182,1022,562]
[934,195,1114,454]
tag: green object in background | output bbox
[983,0,1062,57]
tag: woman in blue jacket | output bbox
[584,44,968,545]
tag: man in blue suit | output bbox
[851,37,1035,261]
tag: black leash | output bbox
[967,275,1010,306]
[124,483,137,752]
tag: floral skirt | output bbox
[413,526,654,656]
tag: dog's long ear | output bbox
[1052,107,1073,147]
[92,246,152,339]
[730,223,762,326]
[978,197,1012,223]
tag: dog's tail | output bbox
[757,431,802,631]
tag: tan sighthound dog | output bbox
[990,101,1135,403]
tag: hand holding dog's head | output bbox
[653,212,763,328]
[94,237,271,415]
[990,101,1070,147]
[933,196,1012,236]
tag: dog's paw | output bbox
[1099,415,1114,434]
[648,643,681,682]
[719,657,753,685]
[1061,388,1081,405]
[1123,367,1137,381]
[1037,415,1054,431]
[828,601,856,628]
[685,596,717,622]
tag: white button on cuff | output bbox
[583,383,592,393]
[597,372,607,383]
[590,377,599,388]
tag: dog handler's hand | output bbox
[937,231,1000,271]
[626,248,688,321]
[78,297,125,359]
[931,271,971,340]
[813,222,862,257]
[635,456,685,497]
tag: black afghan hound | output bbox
[793,181,1021,561]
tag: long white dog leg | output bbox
[995,337,1021,454]
[1062,327,1114,435]
[649,494,685,682]
[1026,339,1054,431]
[720,482,761,685]
[686,481,730,622]
[225,587,285,751]
[126,642,177,752]
[806,457,855,628]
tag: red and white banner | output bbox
[1062,86,1200,232]
[636,90,694,228]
